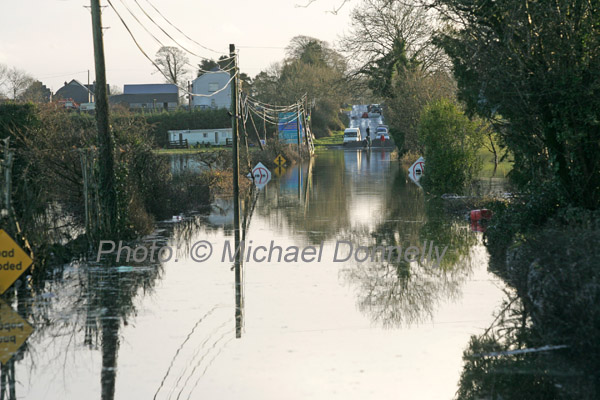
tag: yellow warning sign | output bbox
[0,230,33,295]
[0,299,33,364]
[274,166,286,177]
[274,154,286,166]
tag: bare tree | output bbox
[340,0,446,74]
[5,66,34,100]
[154,46,189,85]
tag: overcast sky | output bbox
[0,0,356,93]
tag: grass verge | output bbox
[314,130,344,147]
[477,147,513,178]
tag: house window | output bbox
[208,83,219,92]
[203,133,208,138]
[211,99,216,108]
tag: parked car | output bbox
[361,112,369,118]
[343,127,362,144]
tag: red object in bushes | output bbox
[471,219,485,232]
[470,209,493,221]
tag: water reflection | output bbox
[8,148,507,399]
[253,150,483,329]
[456,294,597,399]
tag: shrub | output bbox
[418,99,483,194]
[249,139,303,170]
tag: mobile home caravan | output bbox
[168,128,233,146]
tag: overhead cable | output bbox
[107,0,237,98]
[142,0,224,55]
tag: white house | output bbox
[168,128,233,146]
[191,71,231,110]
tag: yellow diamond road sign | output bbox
[274,154,286,166]
[0,230,33,295]
[0,299,33,364]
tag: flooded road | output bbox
[11,149,506,399]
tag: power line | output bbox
[141,0,224,55]
[238,46,287,49]
[114,0,233,73]
[132,0,227,61]
[107,0,237,98]
[39,70,88,79]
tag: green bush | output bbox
[418,99,483,194]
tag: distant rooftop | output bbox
[124,84,178,95]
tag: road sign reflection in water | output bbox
[0,229,33,294]
[274,166,286,176]
[0,300,33,364]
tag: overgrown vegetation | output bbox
[434,0,599,210]
[418,99,483,194]
[420,1,600,393]
[0,103,233,262]
[249,139,303,169]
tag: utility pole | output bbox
[188,81,192,112]
[296,103,301,153]
[230,44,242,339]
[263,109,267,141]
[90,0,117,236]
[230,44,240,216]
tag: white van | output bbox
[343,128,362,143]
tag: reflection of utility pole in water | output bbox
[297,163,302,201]
[0,360,16,400]
[303,159,313,217]
[235,185,260,339]
[234,202,243,339]
[100,269,120,400]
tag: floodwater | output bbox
[9,149,507,399]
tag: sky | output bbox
[0,0,356,93]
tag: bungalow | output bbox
[191,70,231,110]
[109,83,179,111]
[168,128,233,146]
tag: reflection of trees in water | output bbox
[456,294,597,400]
[341,168,479,327]
[9,233,167,399]
[256,153,351,243]
[342,256,467,327]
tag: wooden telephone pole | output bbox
[229,44,243,338]
[230,44,240,222]
[90,0,117,235]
